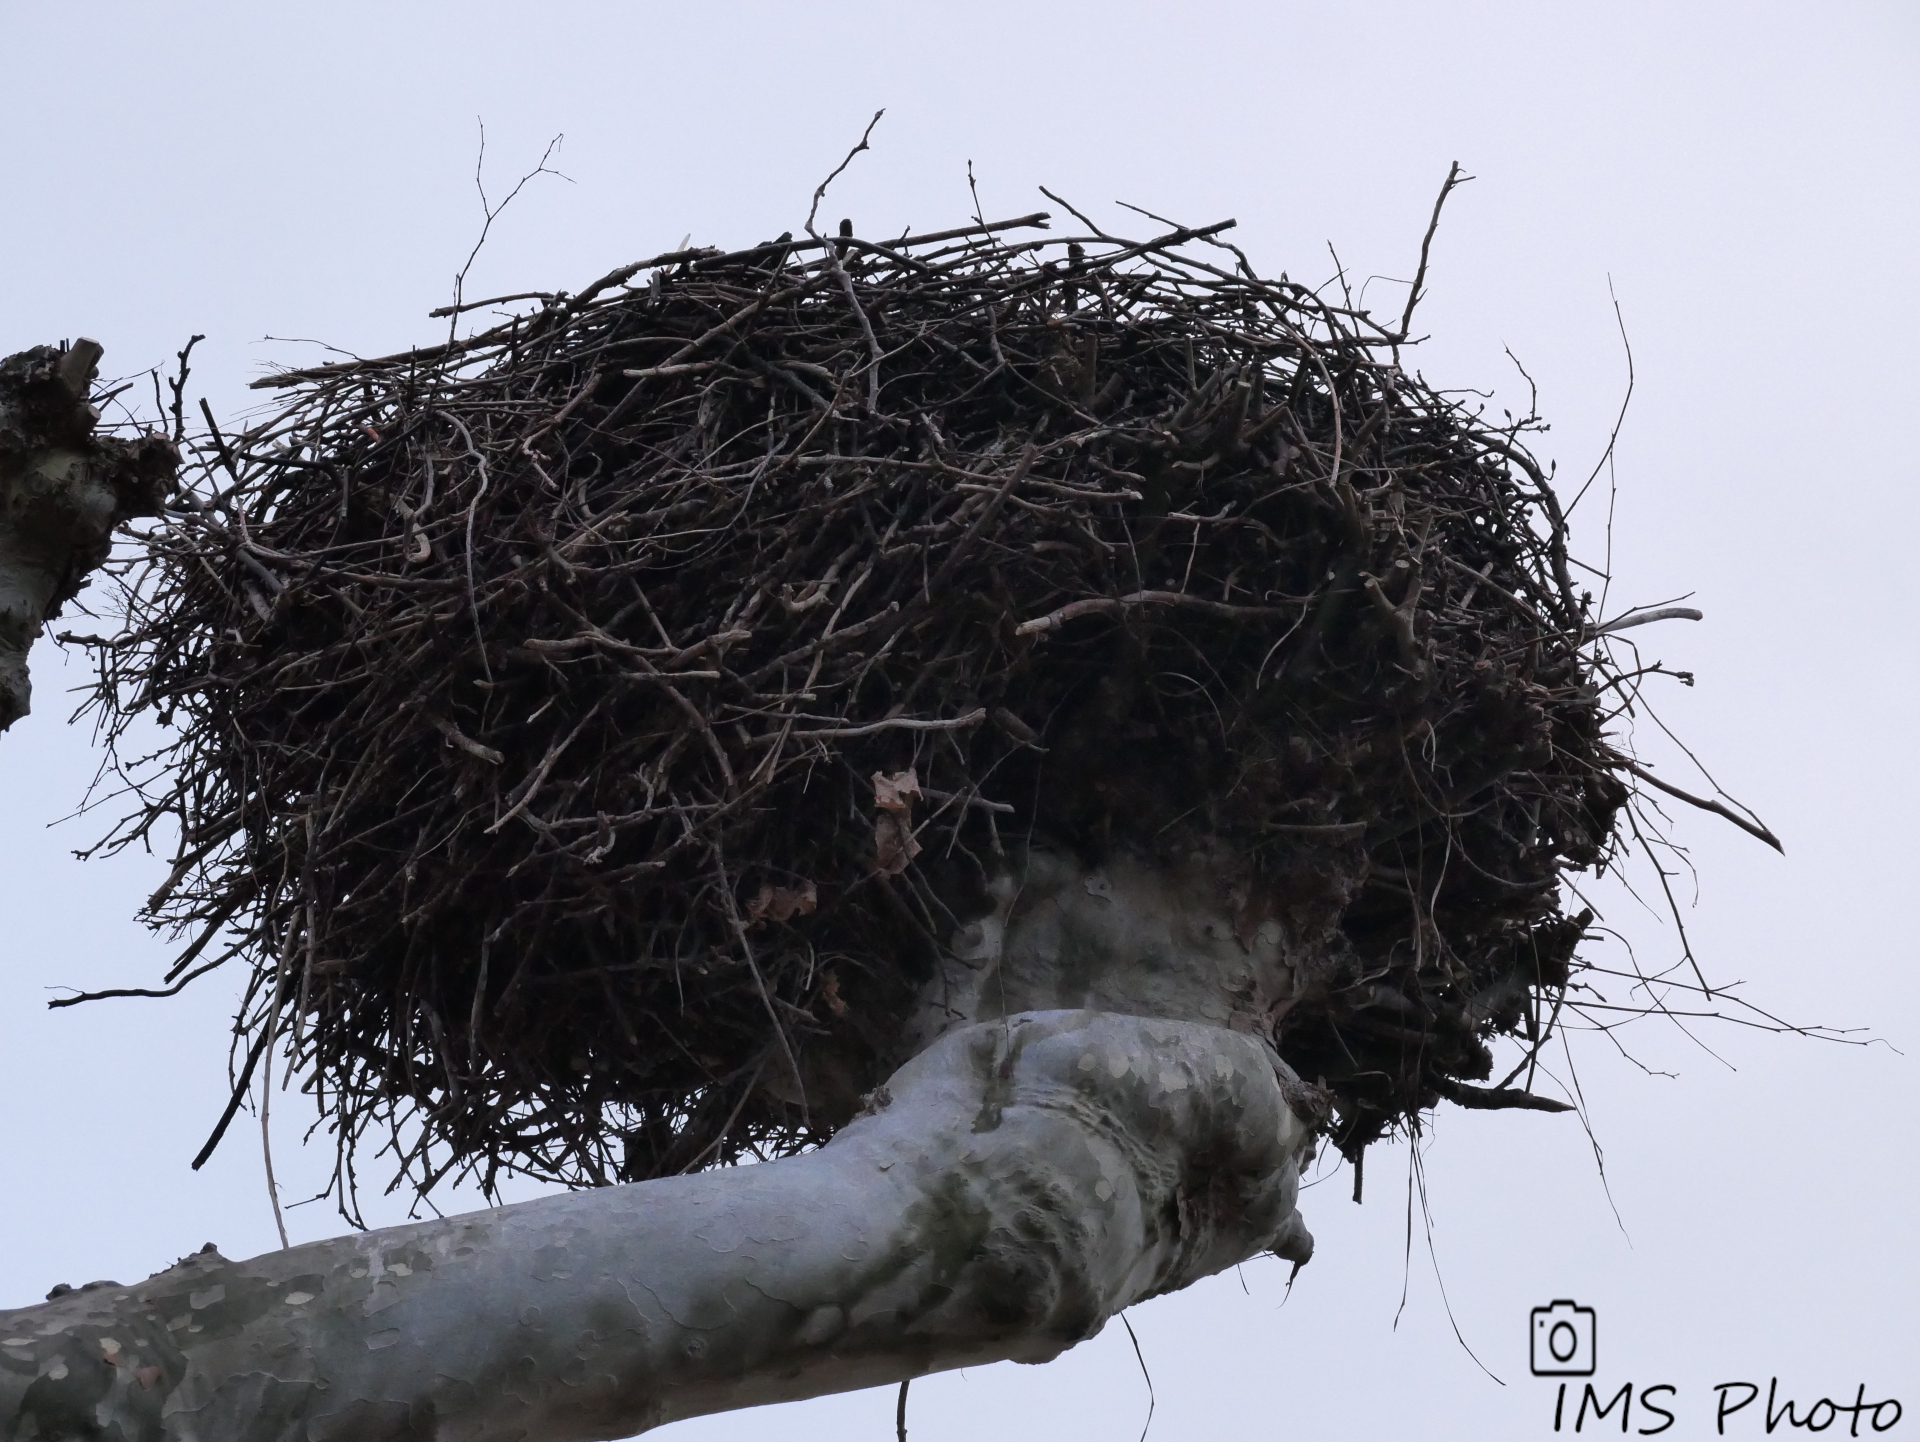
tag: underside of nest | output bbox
[74,205,1711,1215]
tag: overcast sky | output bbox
[3,3,1916,1438]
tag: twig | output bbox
[1015,590,1299,636]
[168,335,204,444]
[769,709,987,741]
[447,126,568,347]
[1119,1312,1156,1442]
[1567,277,1635,517]
[1623,760,1784,853]
[1591,605,1702,638]
[804,110,884,237]
[1395,161,1472,341]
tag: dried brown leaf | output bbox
[746,879,819,926]
[871,768,922,814]
[873,811,921,877]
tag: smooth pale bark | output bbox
[0,341,175,732]
[1,1010,1315,1441]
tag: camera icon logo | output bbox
[1530,1300,1597,1376]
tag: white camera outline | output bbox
[1529,1299,1596,1376]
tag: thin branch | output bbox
[1568,277,1636,517]
[804,109,884,237]
[1396,161,1473,340]
[1119,1312,1156,1442]
[447,125,568,347]
[1625,760,1784,853]
[1592,605,1702,638]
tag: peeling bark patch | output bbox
[364,1280,403,1315]
[531,1242,578,1281]
[757,1214,802,1243]
[367,1329,403,1350]
[693,1219,746,1254]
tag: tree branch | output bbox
[0,341,175,732]
[0,1011,1314,1442]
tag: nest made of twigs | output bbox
[74,206,1714,1213]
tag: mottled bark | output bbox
[1,855,1323,1441]
[2,1011,1313,1441]
[0,342,175,732]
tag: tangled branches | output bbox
[72,205,1765,1211]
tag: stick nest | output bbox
[79,209,1670,1212]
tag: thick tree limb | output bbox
[0,342,175,731]
[0,1010,1314,1441]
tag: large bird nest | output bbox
[69,202,1771,1216]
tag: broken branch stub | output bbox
[0,342,175,731]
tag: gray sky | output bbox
[3,3,1915,1437]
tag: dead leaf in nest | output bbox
[874,811,921,876]
[871,768,922,813]
[819,970,848,1018]
[746,879,818,926]
[872,768,923,876]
